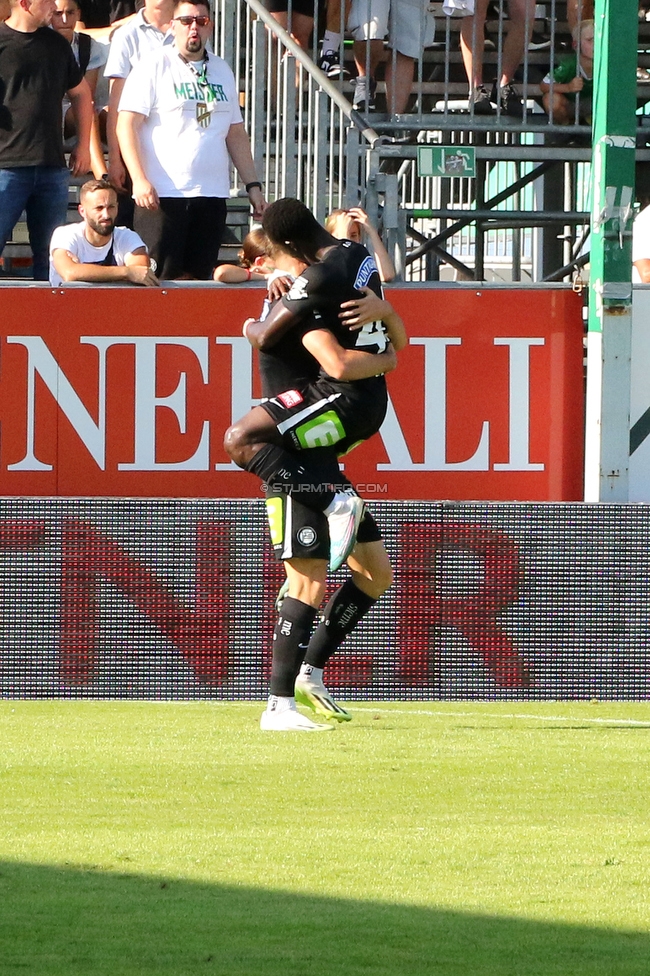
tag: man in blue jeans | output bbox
[0,0,93,279]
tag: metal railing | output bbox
[212,0,648,281]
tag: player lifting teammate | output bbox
[223,199,406,730]
[224,197,406,572]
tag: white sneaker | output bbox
[295,671,352,723]
[260,702,332,732]
[325,493,365,572]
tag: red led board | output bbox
[0,500,648,700]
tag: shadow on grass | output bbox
[0,860,647,976]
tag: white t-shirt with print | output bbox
[49,223,147,286]
[118,46,243,198]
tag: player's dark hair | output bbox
[262,197,334,264]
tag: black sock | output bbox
[245,444,335,510]
[269,597,318,697]
[304,580,377,669]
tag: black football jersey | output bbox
[256,292,320,398]
[281,241,390,358]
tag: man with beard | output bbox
[116,0,266,279]
[49,177,158,285]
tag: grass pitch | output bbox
[1,701,649,975]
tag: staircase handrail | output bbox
[241,0,384,149]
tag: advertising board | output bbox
[0,286,584,500]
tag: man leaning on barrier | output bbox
[49,178,159,286]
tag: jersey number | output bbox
[355,320,389,352]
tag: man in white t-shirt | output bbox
[104,0,175,196]
[49,178,159,286]
[116,0,266,279]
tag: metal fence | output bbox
[214,0,646,281]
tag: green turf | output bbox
[1,701,649,975]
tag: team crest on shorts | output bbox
[297,526,317,547]
[278,389,303,408]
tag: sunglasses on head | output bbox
[174,14,210,25]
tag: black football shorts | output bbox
[260,378,387,458]
[265,490,382,562]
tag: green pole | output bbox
[584,0,638,501]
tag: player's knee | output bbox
[223,423,245,462]
[286,558,328,607]
[350,562,393,599]
[369,561,394,597]
[291,579,326,607]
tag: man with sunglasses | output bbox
[116,0,266,279]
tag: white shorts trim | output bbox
[275,393,341,436]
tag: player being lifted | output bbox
[224,197,406,573]
[223,199,406,729]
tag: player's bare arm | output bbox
[301,329,396,381]
[244,300,304,350]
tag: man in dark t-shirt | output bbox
[0,0,93,278]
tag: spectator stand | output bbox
[215,0,650,284]
[2,0,649,282]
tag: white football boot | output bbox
[260,696,333,732]
[295,666,352,722]
[325,493,364,572]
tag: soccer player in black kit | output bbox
[225,198,406,571]
[224,199,406,730]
